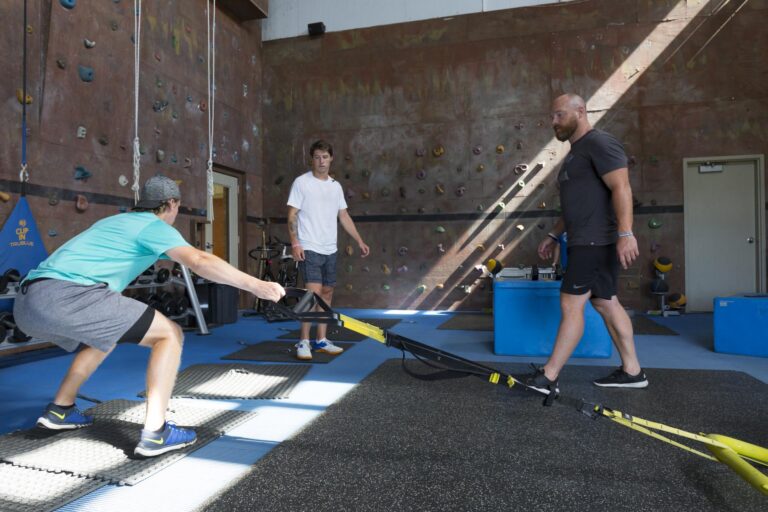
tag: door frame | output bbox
[682,154,766,307]
[204,169,244,269]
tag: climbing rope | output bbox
[19,0,29,193]
[131,0,142,204]
[205,0,216,221]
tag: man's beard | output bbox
[554,120,577,141]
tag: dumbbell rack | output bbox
[0,284,56,356]
[125,264,209,335]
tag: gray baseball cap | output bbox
[133,175,181,209]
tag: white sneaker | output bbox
[295,339,312,360]
[311,338,344,355]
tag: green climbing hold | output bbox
[382,284,391,291]
[435,226,446,233]
[416,284,427,293]
[648,218,663,229]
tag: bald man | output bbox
[521,93,647,395]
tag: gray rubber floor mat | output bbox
[204,361,768,512]
[0,401,258,486]
[141,363,311,399]
[277,318,402,341]
[0,462,105,512]
[222,341,354,364]
[436,313,493,331]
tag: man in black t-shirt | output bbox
[521,93,647,394]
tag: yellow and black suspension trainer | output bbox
[264,289,768,496]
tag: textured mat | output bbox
[140,363,311,399]
[222,341,355,364]
[277,318,402,341]
[205,361,768,512]
[436,313,493,331]
[0,401,257,486]
[632,315,678,335]
[0,462,105,512]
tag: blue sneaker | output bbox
[37,403,94,430]
[134,421,197,458]
[310,338,344,355]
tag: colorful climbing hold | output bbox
[437,243,445,253]
[648,218,663,229]
[495,202,505,212]
[345,264,353,273]
[476,164,485,172]
[496,144,505,154]
[435,226,446,234]
[397,265,408,273]
[380,187,391,197]
[436,283,444,290]
[345,284,353,291]
[415,148,426,157]
[73,166,91,181]
[455,186,466,197]
[416,284,427,293]
[382,284,391,291]
[75,194,89,212]
[59,0,76,9]
[416,169,427,180]
[397,246,408,256]
[98,135,109,146]
[48,229,58,237]
[48,192,59,206]
[78,65,94,82]
[346,245,354,256]
[515,224,525,231]
[435,183,445,195]
[472,145,482,155]
[83,39,96,49]
[15,89,33,104]
[56,58,67,69]
[152,100,168,112]
[76,126,86,139]
[381,264,391,275]
[362,266,370,272]
[432,145,445,157]
[156,149,165,162]
[118,175,128,186]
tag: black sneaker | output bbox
[520,365,559,395]
[593,367,648,388]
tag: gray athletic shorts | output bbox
[13,278,155,353]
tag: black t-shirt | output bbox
[557,129,628,246]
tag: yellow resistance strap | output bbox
[337,315,768,496]
[601,408,768,495]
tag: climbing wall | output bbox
[261,0,768,310]
[0,0,264,255]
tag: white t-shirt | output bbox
[287,171,348,255]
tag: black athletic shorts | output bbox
[561,244,618,300]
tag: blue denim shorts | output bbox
[300,250,337,287]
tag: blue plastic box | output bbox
[713,295,768,357]
[493,279,612,358]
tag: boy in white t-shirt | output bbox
[287,140,370,360]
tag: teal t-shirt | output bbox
[26,212,191,292]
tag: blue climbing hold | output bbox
[78,65,94,82]
[48,229,58,237]
[118,206,128,213]
[60,0,76,9]
[74,166,92,181]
